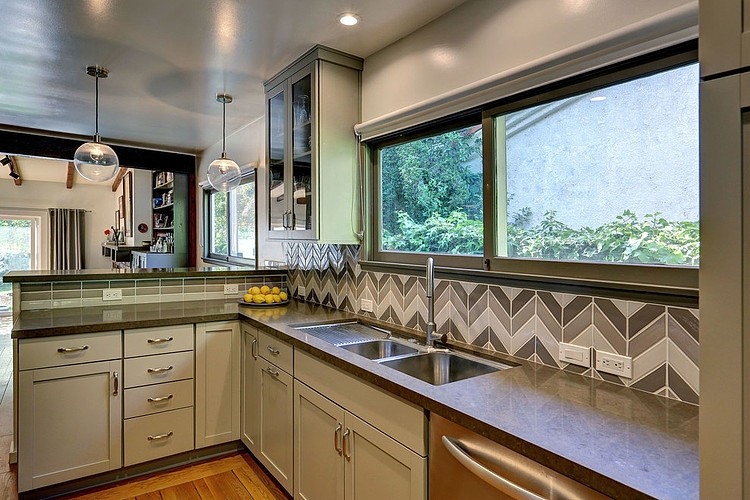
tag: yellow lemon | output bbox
[272,294,281,303]
[265,294,274,304]
[260,285,271,294]
[271,286,281,295]
[252,295,265,304]
[243,293,253,303]
[249,286,261,295]
[279,291,288,301]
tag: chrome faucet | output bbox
[425,257,438,348]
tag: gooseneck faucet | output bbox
[426,257,438,348]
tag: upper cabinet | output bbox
[265,46,363,243]
[700,0,745,78]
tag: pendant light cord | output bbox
[94,70,100,142]
[221,99,227,159]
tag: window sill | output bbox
[201,256,257,268]
[359,260,698,308]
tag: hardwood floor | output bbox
[0,316,290,500]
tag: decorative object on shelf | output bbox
[73,65,119,182]
[207,93,242,193]
[114,211,120,230]
[123,171,133,237]
[138,223,149,233]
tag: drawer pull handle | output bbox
[334,423,343,455]
[441,435,545,500]
[113,372,119,396]
[147,431,173,441]
[266,366,280,377]
[147,394,174,403]
[267,345,281,355]
[58,345,88,353]
[251,338,258,359]
[147,337,174,344]
[147,365,174,373]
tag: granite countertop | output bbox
[12,299,699,499]
[3,266,287,283]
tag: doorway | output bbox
[0,212,42,317]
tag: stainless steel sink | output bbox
[340,340,419,360]
[380,352,508,385]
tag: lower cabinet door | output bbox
[345,413,427,500]
[241,324,260,453]
[124,406,194,466]
[294,380,346,500]
[258,361,293,493]
[18,360,122,492]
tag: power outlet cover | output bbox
[224,284,239,295]
[595,351,632,378]
[103,289,122,301]
[360,299,374,313]
[298,285,306,297]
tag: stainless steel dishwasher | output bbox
[430,414,609,499]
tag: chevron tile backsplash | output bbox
[284,242,699,405]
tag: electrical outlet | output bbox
[298,285,306,297]
[103,288,122,301]
[558,342,590,368]
[224,284,239,295]
[360,298,374,313]
[595,351,632,378]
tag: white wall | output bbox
[196,116,285,267]
[0,178,118,269]
[361,0,696,126]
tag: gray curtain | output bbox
[48,208,86,270]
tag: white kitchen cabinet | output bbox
[18,331,122,493]
[294,350,427,500]
[241,323,294,493]
[123,324,194,466]
[294,380,426,500]
[195,321,241,448]
[241,323,260,452]
[265,45,363,243]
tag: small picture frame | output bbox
[119,195,125,214]
[114,210,120,229]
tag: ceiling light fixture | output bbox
[207,93,241,192]
[74,65,119,182]
[339,13,359,26]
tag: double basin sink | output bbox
[295,320,515,385]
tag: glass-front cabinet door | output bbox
[268,84,287,234]
[266,63,317,239]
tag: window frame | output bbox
[202,172,257,266]
[365,42,699,295]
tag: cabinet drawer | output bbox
[258,330,293,374]
[124,407,194,466]
[124,379,194,418]
[124,351,194,388]
[19,331,121,370]
[124,324,193,358]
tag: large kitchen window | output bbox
[203,173,256,265]
[369,44,698,290]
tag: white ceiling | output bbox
[0,0,469,155]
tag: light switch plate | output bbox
[298,285,306,297]
[558,342,590,368]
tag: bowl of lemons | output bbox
[240,285,289,306]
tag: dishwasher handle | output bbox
[441,435,545,500]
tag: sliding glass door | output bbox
[0,214,41,316]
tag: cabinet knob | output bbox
[267,345,281,355]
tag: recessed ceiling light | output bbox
[589,96,607,102]
[339,13,359,26]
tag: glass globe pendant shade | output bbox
[73,140,119,182]
[207,156,242,192]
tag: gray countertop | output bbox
[12,299,698,499]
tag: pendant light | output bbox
[74,65,119,182]
[207,93,241,192]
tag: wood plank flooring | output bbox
[0,315,290,500]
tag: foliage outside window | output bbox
[204,175,256,265]
[0,218,34,308]
[370,50,699,289]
